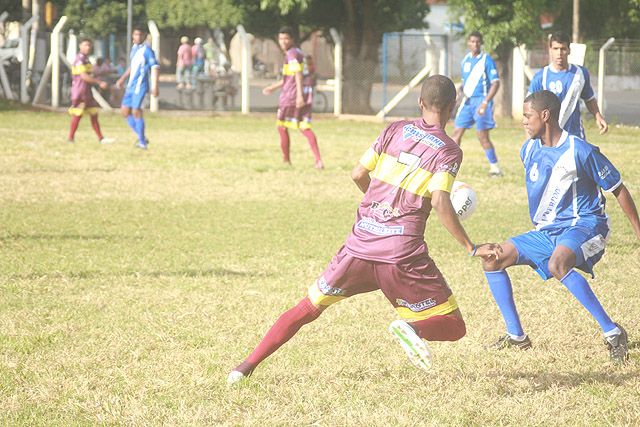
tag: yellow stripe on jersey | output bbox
[308,283,347,306]
[427,171,456,193]
[359,147,379,171]
[283,61,302,76]
[396,295,458,321]
[72,63,92,75]
[370,152,435,197]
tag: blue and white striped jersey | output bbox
[520,131,621,231]
[527,65,595,138]
[126,43,159,94]
[460,52,499,98]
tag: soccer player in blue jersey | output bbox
[115,27,159,150]
[451,31,503,177]
[528,32,608,139]
[481,90,640,363]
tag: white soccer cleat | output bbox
[226,370,246,385]
[389,319,432,372]
[99,137,115,144]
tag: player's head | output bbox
[522,90,561,137]
[548,31,570,69]
[278,26,296,51]
[78,38,92,55]
[419,75,457,118]
[132,27,146,45]
[467,31,483,55]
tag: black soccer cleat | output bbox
[605,323,629,364]
[486,334,532,351]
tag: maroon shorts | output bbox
[277,104,312,130]
[68,96,98,116]
[308,246,458,322]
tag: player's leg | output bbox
[228,247,378,383]
[132,107,147,149]
[551,227,628,362]
[298,106,323,169]
[276,107,292,163]
[452,101,473,145]
[379,254,466,371]
[121,93,138,137]
[68,104,83,143]
[450,127,466,145]
[474,101,502,176]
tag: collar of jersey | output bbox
[538,130,569,149]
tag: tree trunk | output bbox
[493,46,512,118]
[341,0,381,114]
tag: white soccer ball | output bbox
[450,181,477,221]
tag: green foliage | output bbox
[550,0,640,40]
[145,0,245,30]
[63,0,146,36]
[449,0,548,58]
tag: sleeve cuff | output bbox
[603,179,623,193]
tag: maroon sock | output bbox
[236,297,322,375]
[278,126,290,162]
[411,314,466,342]
[90,114,104,140]
[301,129,321,163]
[68,115,82,141]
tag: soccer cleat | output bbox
[315,160,325,170]
[486,334,532,351]
[389,319,432,371]
[68,139,75,144]
[135,140,148,150]
[605,324,629,364]
[226,370,247,385]
[488,164,503,177]
[99,137,115,144]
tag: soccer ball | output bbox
[450,181,477,221]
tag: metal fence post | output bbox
[329,28,342,116]
[237,25,250,114]
[148,20,160,112]
[597,37,615,115]
[51,16,67,108]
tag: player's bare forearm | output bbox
[585,98,608,134]
[152,67,160,96]
[295,72,304,107]
[116,68,131,87]
[613,183,640,240]
[80,73,101,85]
[431,190,474,253]
[351,163,371,194]
[484,80,500,103]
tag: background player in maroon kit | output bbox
[263,27,323,169]
[228,75,500,384]
[68,38,114,144]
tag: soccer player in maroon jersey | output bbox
[263,27,324,169]
[68,38,114,144]
[228,75,500,384]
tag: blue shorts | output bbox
[509,223,610,280]
[121,88,147,110]
[454,97,495,130]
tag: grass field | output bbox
[1,104,639,425]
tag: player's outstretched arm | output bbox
[431,190,501,259]
[585,98,608,134]
[351,163,371,194]
[613,183,640,240]
[116,68,131,88]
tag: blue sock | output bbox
[484,148,498,164]
[560,270,617,334]
[485,270,524,337]
[126,115,136,131]
[134,117,146,143]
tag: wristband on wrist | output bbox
[469,244,477,257]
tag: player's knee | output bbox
[482,257,501,272]
[448,316,466,341]
[548,257,571,280]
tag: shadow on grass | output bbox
[5,268,263,280]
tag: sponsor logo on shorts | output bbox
[356,217,404,236]
[317,276,346,296]
[395,298,437,312]
[371,201,401,220]
[402,124,445,150]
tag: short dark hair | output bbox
[79,37,92,45]
[549,31,570,47]
[133,26,146,34]
[468,31,483,43]
[278,26,296,39]
[524,90,561,121]
[420,75,457,111]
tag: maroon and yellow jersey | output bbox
[279,47,303,107]
[344,119,463,263]
[71,52,94,102]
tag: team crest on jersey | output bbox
[402,124,445,149]
[395,297,437,312]
[370,201,401,220]
[529,162,539,182]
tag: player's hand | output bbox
[115,79,123,89]
[296,95,305,109]
[152,87,159,97]
[262,86,272,95]
[98,81,108,90]
[477,101,487,116]
[597,116,608,134]
[472,243,503,260]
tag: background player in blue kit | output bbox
[481,90,640,363]
[451,31,503,177]
[528,32,608,139]
[116,27,160,150]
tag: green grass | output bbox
[1,107,639,425]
